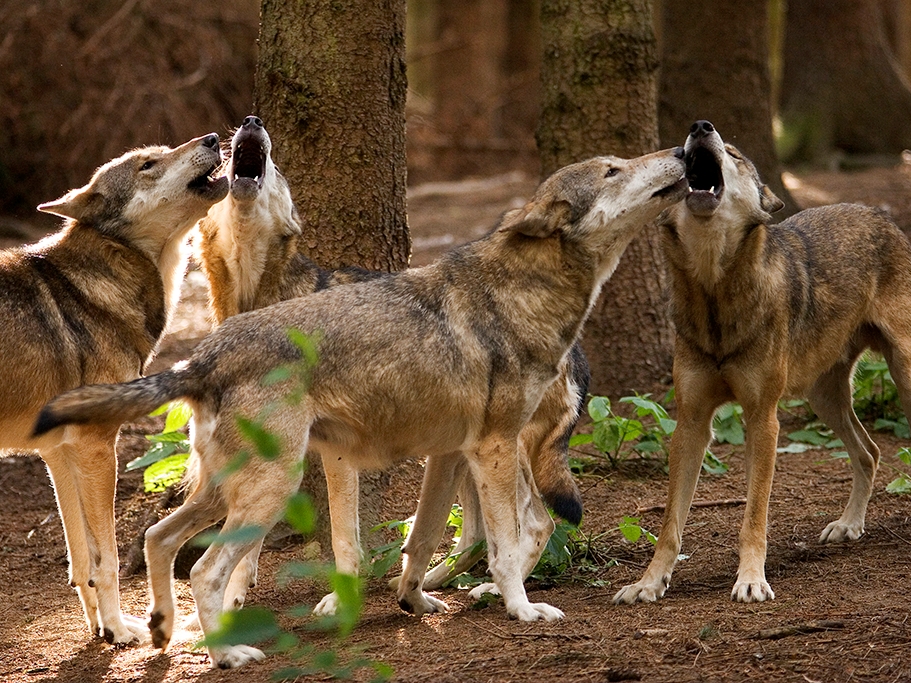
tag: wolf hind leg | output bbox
[809,357,879,543]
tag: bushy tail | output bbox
[33,368,190,437]
[527,343,590,526]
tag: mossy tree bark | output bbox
[657,0,798,216]
[254,0,409,272]
[252,0,409,549]
[538,0,673,396]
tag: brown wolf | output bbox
[197,116,588,605]
[614,120,911,605]
[35,147,686,668]
[2,134,227,645]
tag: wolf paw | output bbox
[103,613,150,646]
[819,519,864,544]
[313,592,339,616]
[467,582,500,601]
[612,577,669,605]
[212,644,266,669]
[398,591,448,616]
[149,610,174,650]
[509,602,564,622]
[731,578,775,603]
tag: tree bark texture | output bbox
[538,0,674,396]
[658,0,797,215]
[780,0,911,164]
[252,0,409,550]
[254,0,410,272]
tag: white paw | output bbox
[731,578,775,603]
[612,577,669,605]
[819,519,864,544]
[211,644,266,669]
[313,592,339,616]
[399,591,449,616]
[467,582,500,601]
[104,613,150,646]
[387,575,402,590]
[509,601,564,622]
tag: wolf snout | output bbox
[242,116,264,130]
[689,120,715,138]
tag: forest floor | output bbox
[4,161,911,682]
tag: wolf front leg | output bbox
[314,452,361,616]
[613,365,725,604]
[467,435,563,621]
[730,397,781,602]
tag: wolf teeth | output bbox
[709,186,715,194]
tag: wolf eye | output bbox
[140,160,157,171]
[605,167,620,178]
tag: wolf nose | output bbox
[201,133,219,149]
[243,116,264,129]
[690,120,715,138]
[674,146,685,159]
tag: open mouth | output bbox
[231,137,267,191]
[684,144,724,215]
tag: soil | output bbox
[4,162,911,683]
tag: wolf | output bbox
[1,133,227,645]
[614,120,911,606]
[35,147,687,668]
[197,116,588,605]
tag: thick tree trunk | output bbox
[780,0,911,164]
[657,0,798,216]
[252,0,409,550]
[538,0,673,396]
[254,0,409,272]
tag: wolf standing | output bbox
[3,134,227,644]
[615,121,911,605]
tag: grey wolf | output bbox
[35,147,687,668]
[2,134,227,645]
[197,116,588,606]
[614,120,911,605]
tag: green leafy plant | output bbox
[572,393,730,475]
[125,400,192,492]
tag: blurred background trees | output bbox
[3,0,911,393]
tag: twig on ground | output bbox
[636,498,747,514]
[756,620,845,640]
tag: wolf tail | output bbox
[33,367,192,437]
[526,343,590,526]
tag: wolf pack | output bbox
[6,114,911,668]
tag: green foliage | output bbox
[572,393,729,475]
[368,517,412,579]
[617,515,657,545]
[126,400,191,493]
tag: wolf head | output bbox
[499,148,688,284]
[39,133,228,228]
[217,116,300,237]
[673,120,784,224]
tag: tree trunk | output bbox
[252,0,409,551]
[657,0,798,216]
[780,0,911,164]
[254,0,409,272]
[538,0,673,396]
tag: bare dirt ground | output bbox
[4,162,911,683]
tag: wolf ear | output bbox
[38,186,103,223]
[500,199,570,238]
[760,185,785,214]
